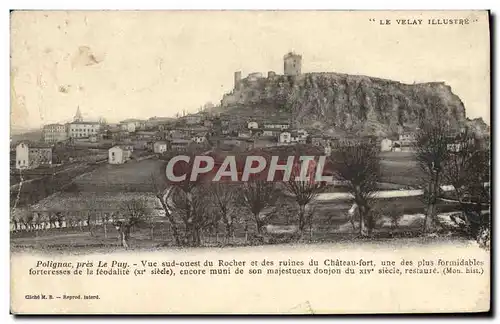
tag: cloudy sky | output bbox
[10,10,490,128]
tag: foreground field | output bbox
[71,159,167,192]
[379,152,423,187]
[11,194,464,253]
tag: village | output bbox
[11,103,421,171]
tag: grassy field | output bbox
[70,159,167,192]
[379,152,423,187]
[29,191,164,213]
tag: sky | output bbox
[10,10,490,129]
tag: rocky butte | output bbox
[219,52,467,137]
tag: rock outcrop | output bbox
[220,72,467,136]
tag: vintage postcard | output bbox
[10,10,491,314]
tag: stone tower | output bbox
[234,71,242,90]
[74,106,83,122]
[283,52,302,76]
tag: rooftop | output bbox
[69,121,100,125]
[110,145,132,151]
[17,141,52,149]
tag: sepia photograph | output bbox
[9,10,491,314]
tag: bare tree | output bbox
[331,140,381,236]
[209,183,239,243]
[239,180,279,235]
[443,129,490,237]
[414,121,450,233]
[284,157,329,236]
[115,198,151,248]
[153,151,209,246]
[169,184,212,246]
[151,174,182,245]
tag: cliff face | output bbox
[221,72,467,136]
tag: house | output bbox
[279,131,292,144]
[68,121,101,139]
[191,132,208,144]
[399,132,416,146]
[120,122,136,133]
[120,119,146,132]
[447,143,462,152]
[296,129,309,140]
[183,115,202,125]
[15,141,53,170]
[170,139,191,151]
[290,131,306,144]
[280,131,305,144]
[380,138,393,152]
[263,122,290,130]
[262,129,281,137]
[108,146,132,164]
[168,129,188,140]
[135,131,158,140]
[153,141,168,154]
[311,136,327,147]
[42,123,68,143]
[248,121,259,129]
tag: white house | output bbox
[279,131,292,143]
[15,142,53,170]
[153,141,168,154]
[15,142,29,169]
[263,122,290,130]
[380,138,393,152]
[262,129,280,137]
[68,121,101,139]
[297,129,309,140]
[191,133,208,143]
[247,121,259,129]
[108,146,132,164]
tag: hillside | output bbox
[220,72,467,136]
[10,128,43,145]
